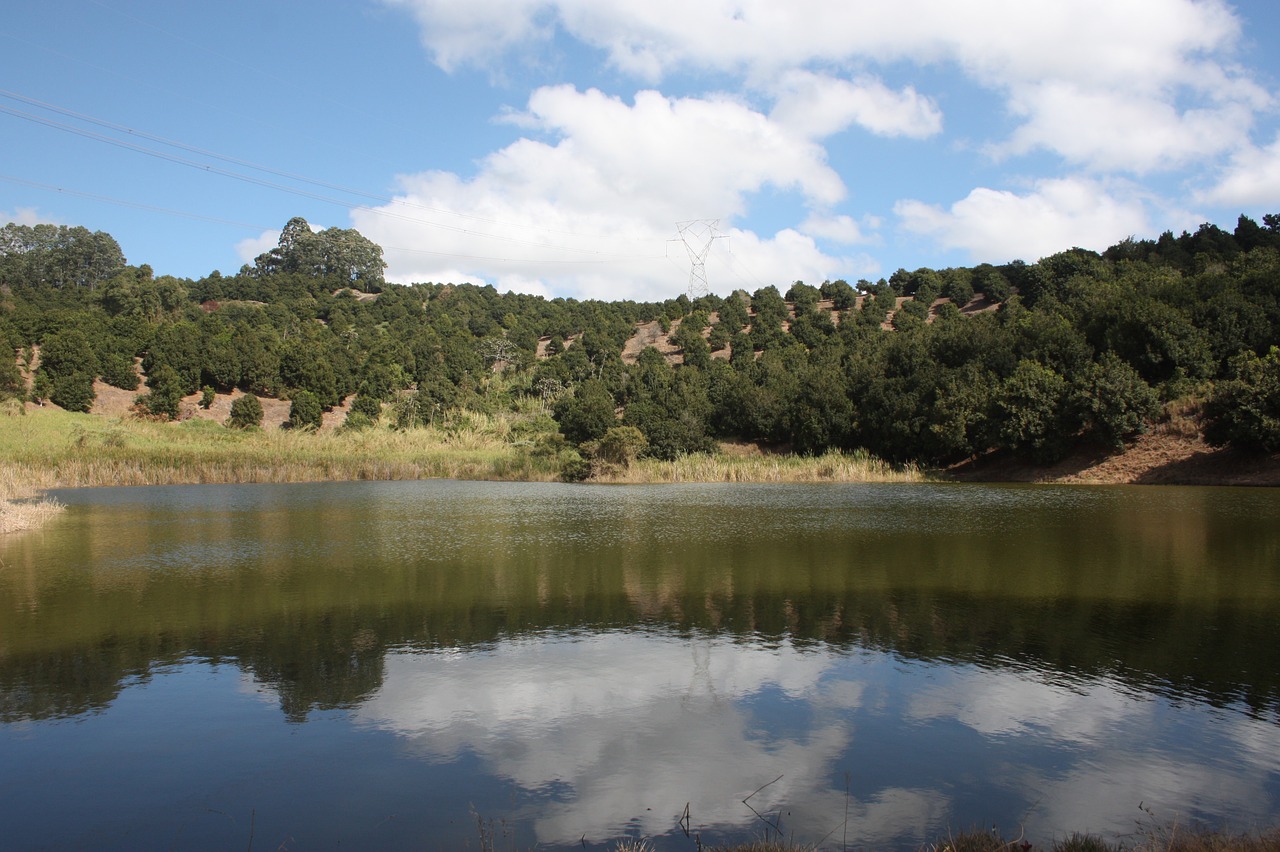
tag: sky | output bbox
[4,0,1280,302]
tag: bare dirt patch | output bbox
[948,430,1280,487]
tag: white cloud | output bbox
[355,633,872,845]
[996,81,1258,173]
[384,0,1267,177]
[895,177,1155,262]
[1201,132,1280,207]
[769,70,943,140]
[799,213,879,245]
[380,0,553,72]
[354,86,856,300]
[1,207,60,227]
[235,229,281,265]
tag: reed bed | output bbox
[596,449,923,484]
[0,407,923,535]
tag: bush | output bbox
[559,454,592,482]
[594,425,648,466]
[100,352,140,391]
[227,394,263,429]
[351,393,383,421]
[339,410,374,432]
[141,364,183,420]
[287,388,322,430]
[1204,348,1280,452]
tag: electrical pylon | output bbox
[672,219,726,299]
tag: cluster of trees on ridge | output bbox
[2,213,1280,468]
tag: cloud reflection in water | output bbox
[353,630,1279,847]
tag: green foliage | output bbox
[552,378,617,445]
[10,210,1280,470]
[0,335,23,401]
[993,360,1082,463]
[558,453,593,482]
[287,389,323,430]
[340,410,375,432]
[1204,348,1280,452]
[252,217,385,288]
[99,352,140,391]
[351,393,383,421]
[593,425,648,466]
[227,393,264,429]
[1078,353,1160,449]
[49,372,96,413]
[1,223,125,289]
[141,364,184,420]
[199,385,216,409]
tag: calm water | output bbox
[1,481,1278,851]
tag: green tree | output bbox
[552,378,617,444]
[228,393,264,429]
[993,360,1082,463]
[142,364,184,420]
[1203,348,1280,452]
[1077,353,1160,449]
[287,389,323,430]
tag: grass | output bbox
[0,405,922,492]
[0,403,923,534]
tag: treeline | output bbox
[2,214,1280,467]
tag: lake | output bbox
[1,480,1278,850]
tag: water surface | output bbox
[1,481,1278,850]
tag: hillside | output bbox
[3,214,1280,484]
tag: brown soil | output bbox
[947,429,1280,487]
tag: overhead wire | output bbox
[0,88,663,246]
[0,99,667,262]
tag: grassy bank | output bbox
[0,406,923,533]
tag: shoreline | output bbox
[4,406,1278,538]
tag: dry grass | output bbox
[0,478,64,535]
[596,449,924,484]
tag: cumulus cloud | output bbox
[355,633,874,845]
[1,207,61,227]
[1200,132,1280,207]
[234,229,280,265]
[996,81,1258,173]
[384,0,1265,175]
[372,0,1274,290]
[769,70,943,140]
[353,86,859,299]
[895,177,1155,262]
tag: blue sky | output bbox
[4,0,1280,302]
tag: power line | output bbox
[0,100,666,262]
[0,174,269,230]
[0,88,660,247]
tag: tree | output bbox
[141,364,184,420]
[253,217,386,288]
[0,223,125,289]
[592,425,648,467]
[228,393,264,429]
[552,378,617,444]
[287,389,323,430]
[38,329,99,413]
[1203,348,1280,452]
[992,360,1082,463]
[1077,353,1160,449]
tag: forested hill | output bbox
[2,213,1279,471]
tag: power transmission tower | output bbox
[671,219,727,299]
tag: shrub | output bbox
[227,394,263,429]
[287,388,322,430]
